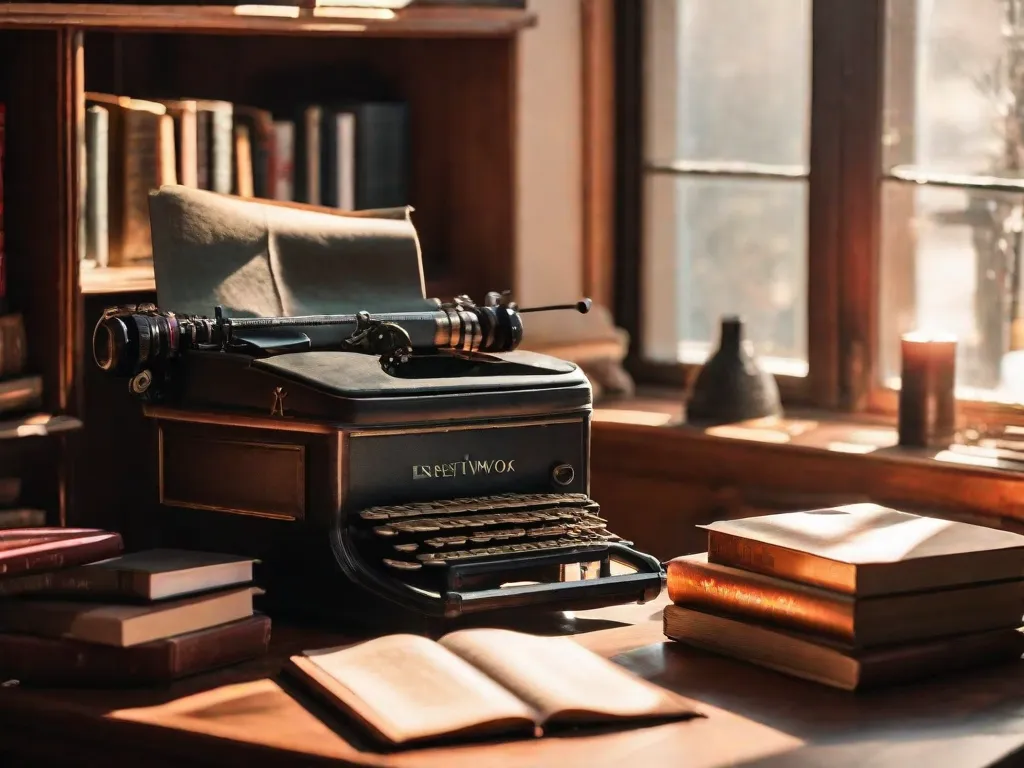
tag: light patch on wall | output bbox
[516,0,584,305]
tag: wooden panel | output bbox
[160,426,306,521]
[0,4,537,38]
[591,471,723,560]
[593,417,1024,545]
[73,290,160,536]
[1,29,80,415]
[83,32,517,301]
[580,0,615,309]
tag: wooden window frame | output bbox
[603,0,1024,426]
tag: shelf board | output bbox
[81,264,156,295]
[0,3,536,36]
[0,413,83,441]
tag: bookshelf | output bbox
[0,3,536,535]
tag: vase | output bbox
[685,316,783,426]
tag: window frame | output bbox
[614,0,900,415]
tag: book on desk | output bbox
[664,503,1024,690]
[0,536,271,685]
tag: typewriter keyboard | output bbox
[349,493,626,574]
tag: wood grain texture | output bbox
[580,0,614,309]
[1,598,1024,767]
[590,405,1024,562]
[0,4,536,38]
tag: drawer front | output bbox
[345,417,589,510]
[159,423,308,521]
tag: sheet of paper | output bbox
[148,186,437,318]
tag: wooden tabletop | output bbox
[2,597,1024,767]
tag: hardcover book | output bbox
[702,503,1024,596]
[0,528,123,578]
[664,604,1024,691]
[0,548,257,600]
[0,614,271,686]
[667,552,1024,647]
[0,586,257,646]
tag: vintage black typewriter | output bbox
[92,187,664,625]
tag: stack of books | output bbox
[664,503,1024,690]
[0,530,269,686]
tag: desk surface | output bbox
[2,598,1024,768]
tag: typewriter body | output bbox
[94,187,664,624]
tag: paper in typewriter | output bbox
[148,186,438,318]
[287,629,702,747]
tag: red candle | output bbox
[898,332,957,448]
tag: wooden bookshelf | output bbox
[0,4,534,535]
[0,3,535,36]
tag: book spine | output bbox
[0,615,271,685]
[0,374,42,415]
[210,105,234,195]
[707,530,858,594]
[271,120,295,201]
[354,103,408,210]
[666,557,855,642]
[85,106,110,268]
[0,102,6,316]
[0,315,27,380]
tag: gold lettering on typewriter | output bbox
[412,457,517,480]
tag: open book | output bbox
[286,628,702,747]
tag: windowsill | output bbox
[592,390,1024,481]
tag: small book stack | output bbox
[664,503,1024,691]
[0,529,270,686]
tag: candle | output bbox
[898,332,957,448]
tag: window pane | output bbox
[644,0,811,167]
[643,175,808,376]
[879,182,1024,401]
[884,0,1017,176]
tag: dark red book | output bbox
[0,102,6,314]
[0,528,123,578]
[0,614,271,686]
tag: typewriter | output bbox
[92,187,664,625]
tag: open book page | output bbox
[288,634,537,746]
[438,629,702,727]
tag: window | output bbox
[881,0,1024,404]
[642,0,811,379]
[620,0,1024,416]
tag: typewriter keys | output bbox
[363,493,627,578]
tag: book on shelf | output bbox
[0,374,43,416]
[287,629,702,748]
[0,510,47,530]
[81,93,410,272]
[0,102,5,315]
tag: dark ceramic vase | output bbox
[685,316,783,426]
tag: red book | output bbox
[0,528,123,578]
[0,102,6,314]
[0,614,272,686]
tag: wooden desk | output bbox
[1,598,1024,767]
